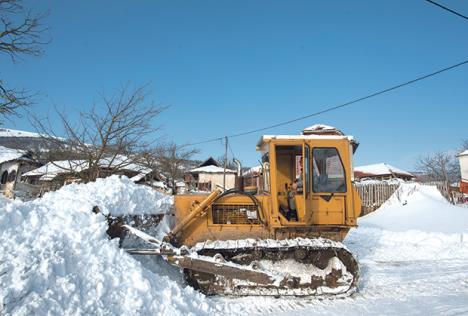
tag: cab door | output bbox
[308,147,347,225]
[302,143,312,220]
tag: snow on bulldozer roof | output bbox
[256,133,355,151]
[302,124,345,136]
[256,124,358,151]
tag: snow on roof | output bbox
[23,156,151,181]
[98,155,151,174]
[303,124,336,131]
[0,128,42,138]
[0,146,28,164]
[302,124,344,136]
[152,181,166,188]
[457,150,468,157]
[22,160,88,180]
[190,165,236,174]
[130,173,147,182]
[355,163,414,177]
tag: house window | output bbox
[8,170,17,182]
[1,171,8,184]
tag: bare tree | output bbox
[416,151,460,183]
[459,139,468,153]
[33,85,166,182]
[0,0,48,120]
[151,142,199,194]
[216,154,237,170]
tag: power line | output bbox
[186,59,468,146]
[186,136,224,146]
[424,0,468,21]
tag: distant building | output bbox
[354,163,414,181]
[22,156,156,194]
[186,157,236,191]
[0,146,40,198]
[457,150,468,194]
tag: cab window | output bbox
[312,147,346,193]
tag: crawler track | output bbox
[185,238,360,296]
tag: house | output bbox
[21,156,156,194]
[21,160,86,192]
[0,146,40,198]
[458,150,468,194]
[186,157,236,191]
[354,163,415,181]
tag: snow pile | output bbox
[359,183,468,234]
[0,176,213,316]
[346,182,468,264]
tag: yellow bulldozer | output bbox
[125,125,362,297]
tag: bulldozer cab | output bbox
[172,125,360,248]
[257,129,359,228]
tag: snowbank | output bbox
[359,183,468,234]
[0,176,212,316]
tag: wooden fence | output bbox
[354,182,400,215]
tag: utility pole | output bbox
[223,136,228,191]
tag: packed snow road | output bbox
[1,178,467,315]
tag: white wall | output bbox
[460,155,468,181]
[198,173,236,189]
[1,161,37,194]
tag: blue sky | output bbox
[2,0,468,169]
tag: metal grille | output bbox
[211,204,260,225]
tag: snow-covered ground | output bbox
[1,179,468,315]
[221,184,468,315]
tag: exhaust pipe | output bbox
[233,158,244,191]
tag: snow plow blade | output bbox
[123,225,359,297]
